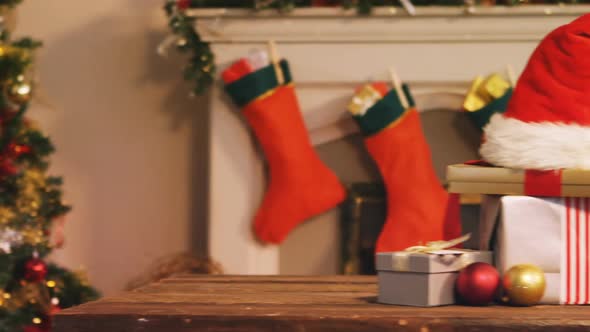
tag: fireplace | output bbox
[190,6,588,275]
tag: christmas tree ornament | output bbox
[0,45,21,58]
[502,264,546,306]
[0,228,22,253]
[24,258,48,282]
[6,79,33,105]
[456,262,500,305]
[0,207,15,224]
[347,80,461,252]
[8,142,32,157]
[0,157,17,177]
[480,14,590,170]
[21,227,43,245]
[223,48,345,244]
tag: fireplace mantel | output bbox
[191,6,590,43]
[194,8,586,275]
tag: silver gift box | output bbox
[377,250,493,307]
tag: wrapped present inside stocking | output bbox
[462,72,513,131]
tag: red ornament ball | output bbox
[176,0,190,10]
[456,262,500,305]
[24,258,48,282]
[8,142,32,157]
[0,158,17,177]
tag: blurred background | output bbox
[18,0,207,296]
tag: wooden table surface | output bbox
[55,275,590,332]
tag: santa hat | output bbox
[480,14,590,170]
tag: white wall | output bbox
[17,0,208,295]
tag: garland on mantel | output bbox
[164,0,589,94]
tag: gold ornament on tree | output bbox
[0,206,15,224]
[502,264,546,306]
[6,75,33,105]
[21,226,44,245]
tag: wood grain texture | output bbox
[55,275,590,332]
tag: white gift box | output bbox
[480,195,590,305]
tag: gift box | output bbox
[447,163,590,197]
[479,195,590,304]
[377,250,492,306]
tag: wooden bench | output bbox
[55,275,590,331]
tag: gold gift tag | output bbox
[463,76,486,112]
[348,85,383,116]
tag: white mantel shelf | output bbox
[199,8,587,276]
[190,6,590,43]
[188,6,590,17]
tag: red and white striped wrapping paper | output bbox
[562,197,589,304]
[480,195,590,304]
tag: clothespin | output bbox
[267,40,285,85]
[389,67,410,109]
[399,0,416,16]
[506,64,516,87]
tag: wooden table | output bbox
[55,275,590,332]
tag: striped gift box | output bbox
[480,195,590,304]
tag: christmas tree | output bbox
[0,1,99,332]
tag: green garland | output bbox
[164,1,215,95]
[165,0,590,94]
[163,0,406,94]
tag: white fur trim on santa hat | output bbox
[480,113,590,170]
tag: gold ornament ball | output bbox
[6,81,33,105]
[502,264,546,306]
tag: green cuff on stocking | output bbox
[467,88,512,130]
[225,60,293,108]
[353,84,415,137]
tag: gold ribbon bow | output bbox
[404,233,471,254]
